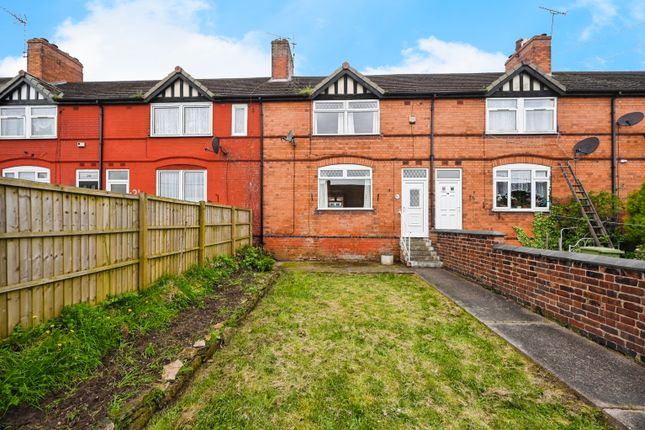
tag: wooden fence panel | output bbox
[0,178,252,338]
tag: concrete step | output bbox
[408,261,443,268]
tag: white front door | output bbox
[401,169,429,237]
[435,169,462,229]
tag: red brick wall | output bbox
[505,35,552,74]
[262,96,645,259]
[431,230,645,363]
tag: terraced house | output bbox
[1,35,644,261]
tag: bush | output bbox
[514,191,624,251]
[624,181,645,249]
[236,245,275,272]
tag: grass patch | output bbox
[0,248,272,413]
[148,271,609,430]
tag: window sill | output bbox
[312,133,381,138]
[316,208,375,213]
[492,208,550,213]
[149,134,213,138]
[0,136,57,140]
[485,131,558,136]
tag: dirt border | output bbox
[108,269,280,430]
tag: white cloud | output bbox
[2,0,271,80]
[0,55,25,77]
[575,0,618,41]
[363,36,506,75]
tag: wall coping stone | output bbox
[494,244,645,272]
[434,229,506,237]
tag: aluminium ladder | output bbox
[559,161,614,248]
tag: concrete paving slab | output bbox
[415,267,645,430]
[278,261,413,274]
[416,267,543,323]
[605,409,645,430]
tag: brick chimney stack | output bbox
[271,39,293,81]
[27,38,83,83]
[504,34,552,74]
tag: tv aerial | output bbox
[539,6,567,37]
[573,137,600,158]
[1,7,28,58]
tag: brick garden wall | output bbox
[431,230,645,363]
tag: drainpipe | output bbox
[610,94,618,200]
[259,98,264,245]
[98,102,104,189]
[429,94,436,229]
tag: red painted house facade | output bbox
[1,36,644,261]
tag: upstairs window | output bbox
[157,169,206,202]
[493,164,550,211]
[232,104,248,136]
[0,106,57,139]
[2,166,50,183]
[151,103,211,136]
[486,98,556,134]
[313,100,379,135]
[318,164,372,210]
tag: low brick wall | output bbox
[431,229,645,363]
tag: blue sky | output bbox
[0,0,643,80]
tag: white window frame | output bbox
[0,105,57,139]
[486,97,557,134]
[493,163,550,212]
[317,164,372,210]
[150,102,212,137]
[313,100,380,136]
[2,165,50,182]
[76,169,100,189]
[156,169,207,202]
[231,104,248,136]
[106,169,130,193]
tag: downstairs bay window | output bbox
[318,164,372,210]
[313,100,379,135]
[157,169,206,202]
[493,164,550,211]
[2,165,50,183]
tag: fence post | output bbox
[231,207,237,256]
[138,192,149,290]
[198,201,206,265]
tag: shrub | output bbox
[236,245,275,272]
[624,181,645,248]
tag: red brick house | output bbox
[1,36,644,261]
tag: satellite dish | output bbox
[617,112,644,127]
[573,137,600,157]
[282,130,296,146]
[211,137,220,154]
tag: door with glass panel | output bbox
[401,169,428,237]
[435,169,462,230]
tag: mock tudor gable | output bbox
[311,63,385,99]
[144,67,214,101]
[0,72,61,104]
[485,64,565,97]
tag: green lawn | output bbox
[148,271,609,430]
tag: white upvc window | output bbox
[231,104,248,136]
[493,164,550,211]
[486,97,557,134]
[2,165,50,183]
[0,106,57,139]
[106,169,129,193]
[76,169,100,189]
[156,169,206,202]
[150,102,212,137]
[318,164,372,210]
[313,100,379,135]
